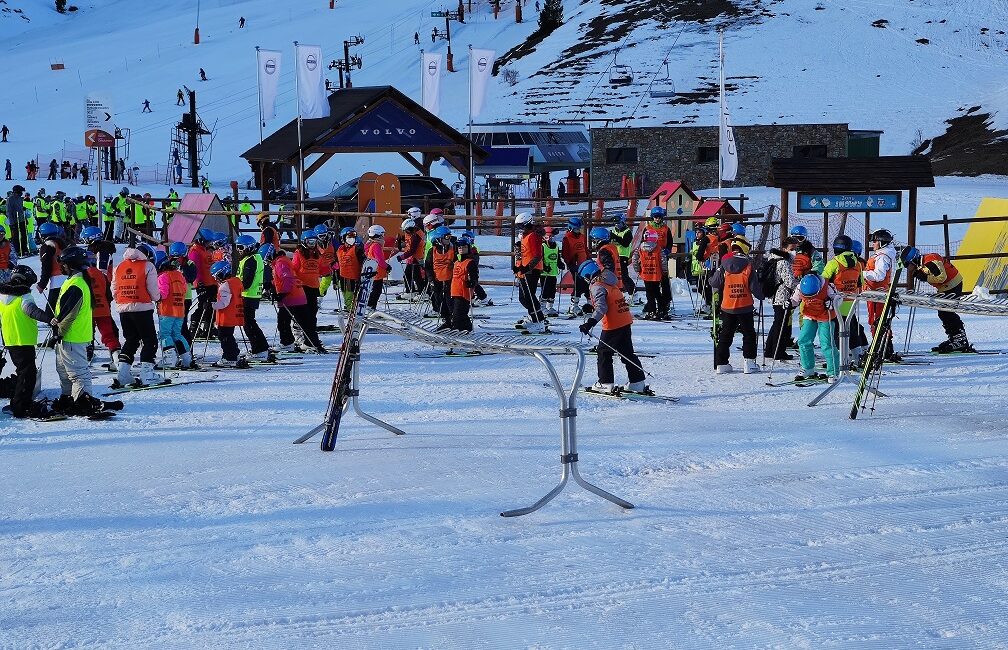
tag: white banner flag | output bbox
[718,33,738,183]
[295,44,329,119]
[469,47,496,120]
[257,49,282,122]
[421,52,442,116]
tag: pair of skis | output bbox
[319,267,376,452]
[850,265,903,419]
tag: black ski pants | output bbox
[619,256,636,296]
[120,310,158,364]
[191,285,217,337]
[517,271,544,322]
[367,279,384,310]
[765,305,793,360]
[6,345,37,418]
[937,284,965,337]
[450,297,472,332]
[597,324,645,385]
[432,279,451,321]
[279,303,324,350]
[217,326,239,361]
[303,286,320,333]
[716,310,757,365]
[539,274,558,303]
[242,298,269,355]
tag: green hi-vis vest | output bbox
[35,197,48,218]
[103,201,114,222]
[239,254,264,299]
[55,274,92,344]
[0,295,38,346]
[133,203,148,225]
[75,202,88,224]
[542,243,560,277]
[611,226,632,258]
[51,202,66,223]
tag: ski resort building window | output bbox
[606,147,638,164]
[793,145,828,159]
[696,147,719,164]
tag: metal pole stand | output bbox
[292,323,404,443]
[501,350,635,517]
[808,296,886,407]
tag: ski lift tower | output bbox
[431,9,464,72]
[172,86,211,188]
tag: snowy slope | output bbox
[3,244,1008,646]
[1,0,1007,193]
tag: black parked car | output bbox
[287,175,456,229]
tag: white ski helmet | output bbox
[367,224,386,239]
[406,206,422,219]
[514,212,535,227]
[401,218,417,231]
[422,214,444,229]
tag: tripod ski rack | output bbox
[313,309,634,518]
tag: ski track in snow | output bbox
[3,243,1008,647]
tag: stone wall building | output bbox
[590,123,877,197]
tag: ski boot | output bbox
[73,393,118,418]
[743,359,759,374]
[715,364,733,375]
[943,331,975,353]
[623,381,655,396]
[931,338,954,353]
[589,382,618,395]
[51,395,75,415]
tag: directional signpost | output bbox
[85,93,115,219]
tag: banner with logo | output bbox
[295,44,329,119]
[718,33,738,182]
[257,49,282,122]
[421,52,442,116]
[469,47,495,120]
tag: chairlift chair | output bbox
[609,64,634,86]
[649,62,678,98]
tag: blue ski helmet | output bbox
[612,213,627,226]
[210,260,232,279]
[153,250,169,271]
[300,230,318,246]
[799,274,823,297]
[431,225,452,240]
[339,227,355,238]
[789,225,808,239]
[168,241,189,258]
[900,246,921,267]
[81,225,103,243]
[578,259,601,279]
[589,226,610,242]
[567,217,583,230]
[196,227,215,243]
[457,233,474,246]
[649,206,667,220]
[258,243,276,260]
[38,222,62,238]
[731,222,746,236]
[852,240,864,257]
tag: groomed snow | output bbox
[3,238,1008,647]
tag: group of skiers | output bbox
[0,191,979,420]
[688,215,972,383]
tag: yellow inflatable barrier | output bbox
[955,198,1008,291]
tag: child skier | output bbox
[210,261,249,368]
[365,225,392,309]
[822,234,868,361]
[0,265,55,419]
[577,260,650,395]
[449,233,480,333]
[644,207,674,311]
[862,228,899,362]
[900,246,973,353]
[112,242,162,388]
[292,230,322,332]
[791,274,840,382]
[315,225,336,301]
[561,217,589,315]
[336,227,366,311]
[84,251,121,368]
[513,213,546,332]
[609,214,636,303]
[0,226,18,284]
[425,225,455,327]
[156,252,195,370]
[538,227,563,317]
[234,235,270,361]
[764,236,799,362]
[631,231,668,319]
[708,238,763,374]
[35,222,66,312]
[396,217,425,297]
[188,228,217,340]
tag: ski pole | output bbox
[582,330,658,380]
[766,305,793,381]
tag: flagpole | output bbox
[294,41,304,208]
[420,48,425,109]
[718,29,723,199]
[255,46,264,144]
[467,44,474,219]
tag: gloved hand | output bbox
[579,317,598,335]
